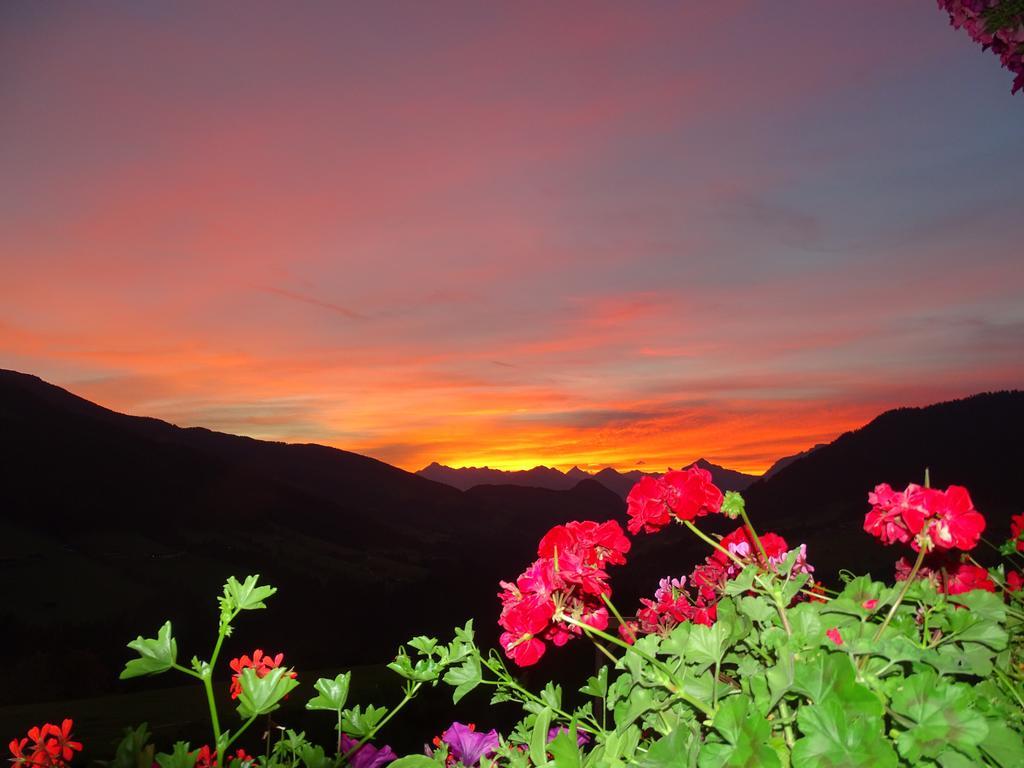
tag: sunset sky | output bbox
[2,2,1022,474]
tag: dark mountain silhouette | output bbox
[743,391,1024,582]
[2,369,1022,720]
[418,458,758,498]
[762,444,825,479]
[0,370,626,708]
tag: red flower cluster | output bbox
[625,466,723,535]
[632,526,812,638]
[635,572,719,636]
[864,482,985,552]
[195,747,217,768]
[9,721,81,768]
[894,552,996,595]
[498,520,630,666]
[228,650,296,700]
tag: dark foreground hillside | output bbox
[0,369,625,712]
[743,391,1024,581]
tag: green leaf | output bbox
[297,744,330,768]
[221,574,277,614]
[155,742,194,768]
[540,681,563,712]
[408,635,439,654]
[237,666,300,718]
[530,707,553,767]
[737,596,775,624]
[120,621,177,679]
[889,670,989,763]
[697,696,780,768]
[547,721,582,768]
[110,724,154,768]
[341,704,388,737]
[686,622,730,670]
[305,672,351,712]
[442,654,482,704]
[613,684,657,729]
[790,651,881,718]
[979,720,1024,768]
[580,666,608,699]
[387,758,439,768]
[792,698,898,768]
[634,727,691,768]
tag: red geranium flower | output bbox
[945,563,996,595]
[625,466,724,534]
[498,598,553,666]
[625,476,672,534]
[8,721,81,768]
[661,466,723,521]
[925,486,985,551]
[228,650,296,700]
[1007,571,1024,593]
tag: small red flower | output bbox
[861,599,878,611]
[1007,571,1024,592]
[945,563,996,595]
[1010,513,1024,553]
[194,746,216,768]
[228,650,296,700]
[826,628,843,646]
[618,621,638,645]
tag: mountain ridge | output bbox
[418,457,758,497]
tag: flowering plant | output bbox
[13,468,1024,768]
[937,0,1024,94]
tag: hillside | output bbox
[0,370,626,707]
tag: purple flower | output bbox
[547,726,591,748]
[340,735,397,768]
[439,722,500,766]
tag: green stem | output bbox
[739,507,771,569]
[172,663,204,679]
[593,641,618,664]
[341,684,422,763]
[683,520,745,568]
[873,546,928,643]
[601,593,629,629]
[772,592,793,637]
[202,674,223,753]
[336,709,342,760]
[777,700,796,748]
[223,715,259,753]
[995,668,1024,711]
[559,614,713,718]
[203,610,238,753]
[479,664,605,736]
